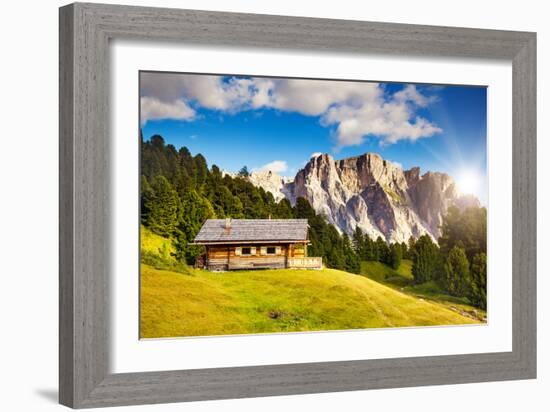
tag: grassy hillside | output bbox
[140,225,190,273]
[140,264,481,339]
[360,260,486,321]
[140,225,175,261]
[359,260,413,284]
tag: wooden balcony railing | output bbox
[287,256,323,269]
[204,256,323,271]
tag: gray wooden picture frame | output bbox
[59,2,536,409]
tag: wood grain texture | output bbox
[59,2,537,408]
[59,5,74,406]
[512,34,537,375]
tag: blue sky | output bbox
[140,72,487,203]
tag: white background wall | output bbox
[0,0,546,411]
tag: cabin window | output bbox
[266,246,277,255]
[241,247,252,255]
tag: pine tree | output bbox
[173,190,215,264]
[140,175,153,225]
[178,146,195,182]
[407,236,416,259]
[275,198,294,219]
[364,233,374,260]
[442,246,471,297]
[150,134,165,149]
[194,154,209,186]
[324,224,345,270]
[343,234,360,274]
[294,197,317,219]
[388,243,403,270]
[411,235,440,284]
[238,165,250,177]
[211,164,222,179]
[143,175,180,237]
[352,227,366,259]
[400,242,408,259]
[369,234,379,261]
[469,252,487,309]
[375,236,389,264]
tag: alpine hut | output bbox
[193,218,323,271]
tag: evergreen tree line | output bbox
[349,206,487,309]
[409,206,487,309]
[140,134,360,273]
[351,228,406,270]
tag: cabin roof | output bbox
[193,219,309,244]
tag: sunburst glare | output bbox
[455,168,482,196]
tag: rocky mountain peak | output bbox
[245,152,482,243]
[247,169,291,202]
[404,167,421,186]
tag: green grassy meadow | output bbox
[140,262,483,338]
[141,225,175,261]
[360,260,486,322]
[359,260,413,284]
[139,229,484,338]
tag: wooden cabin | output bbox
[193,218,323,271]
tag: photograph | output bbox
[139,71,488,339]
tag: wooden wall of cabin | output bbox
[206,244,291,260]
[204,243,308,270]
[288,243,307,258]
[206,244,310,259]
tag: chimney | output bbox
[225,218,232,230]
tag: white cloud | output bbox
[320,85,442,147]
[140,73,256,111]
[310,152,323,158]
[391,161,403,169]
[393,84,437,107]
[256,160,288,174]
[140,97,196,125]
[254,79,381,116]
[140,73,442,147]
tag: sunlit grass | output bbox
[140,225,175,262]
[140,263,481,339]
[360,260,486,321]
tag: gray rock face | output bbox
[247,152,481,242]
[247,170,290,202]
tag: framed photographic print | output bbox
[59,2,536,408]
[138,71,488,339]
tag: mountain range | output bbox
[242,152,480,243]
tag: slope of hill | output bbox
[140,264,481,339]
[141,225,175,260]
[359,259,414,284]
[360,260,486,322]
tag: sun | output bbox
[455,168,481,196]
